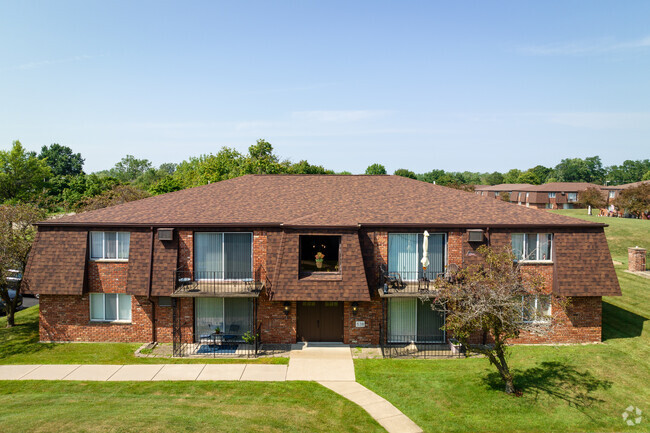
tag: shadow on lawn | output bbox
[602,301,648,341]
[0,318,57,361]
[483,361,612,411]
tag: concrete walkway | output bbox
[286,342,355,381]
[0,345,423,433]
[0,364,289,381]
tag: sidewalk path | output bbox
[0,364,288,381]
[0,344,423,433]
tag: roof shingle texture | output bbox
[45,175,603,228]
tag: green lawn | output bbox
[356,212,650,432]
[549,208,650,265]
[0,381,383,433]
[0,307,288,365]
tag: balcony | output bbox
[378,264,459,297]
[173,268,267,297]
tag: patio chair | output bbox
[380,264,405,291]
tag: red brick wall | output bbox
[513,296,602,344]
[257,294,296,344]
[88,261,128,293]
[448,231,463,266]
[343,301,381,345]
[39,294,153,342]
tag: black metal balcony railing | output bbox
[173,268,266,296]
[379,325,464,359]
[378,265,460,295]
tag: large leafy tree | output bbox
[431,246,566,394]
[99,155,153,182]
[613,183,650,218]
[0,204,45,327]
[38,143,84,176]
[503,169,522,184]
[0,141,51,203]
[578,186,607,209]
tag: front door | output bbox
[297,301,343,342]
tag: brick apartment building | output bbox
[23,175,620,353]
[476,182,602,209]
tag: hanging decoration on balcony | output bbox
[421,230,430,270]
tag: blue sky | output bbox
[1,1,648,174]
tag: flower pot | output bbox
[315,260,323,269]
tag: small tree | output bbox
[613,183,650,218]
[578,186,606,209]
[365,163,387,175]
[430,245,566,394]
[393,168,417,179]
[0,204,45,327]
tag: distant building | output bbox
[476,182,603,209]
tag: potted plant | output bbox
[214,326,221,335]
[315,252,325,269]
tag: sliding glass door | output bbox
[388,233,445,280]
[388,298,445,343]
[194,297,253,341]
[194,232,252,280]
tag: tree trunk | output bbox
[495,342,515,394]
[6,309,15,327]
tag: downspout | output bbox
[147,227,156,343]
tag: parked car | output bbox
[1,269,24,314]
[0,289,23,314]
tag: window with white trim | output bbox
[609,191,616,199]
[511,233,553,261]
[548,192,556,199]
[567,192,577,202]
[521,295,551,323]
[90,293,131,322]
[525,192,530,201]
[90,231,130,260]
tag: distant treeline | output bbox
[1,139,648,213]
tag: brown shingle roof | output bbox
[43,175,604,228]
[511,182,601,192]
[473,184,531,191]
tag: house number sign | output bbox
[355,321,366,328]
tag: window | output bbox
[388,233,446,280]
[548,192,556,199]
[300,235,341,273]
[567,192,577,202]
[609,191,616,199]
[158,296,172,307]
[90,293,131,322]
[525,192,530,201]
[194,232,252,280]
[511,233,552,261]
[388,298,445,343]
[90,232,130,260]
[521,295,551,323]
[494,192,499,198]
[545,203,552,209]
[194,297,252,340]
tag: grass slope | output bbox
[0,381,383,433]
[549,209,650,264]
[356,212,650,433]
[0,307,287,365]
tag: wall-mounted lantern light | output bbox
[352,302,359,315]
[383,283,389,295]
[283,302,291,316]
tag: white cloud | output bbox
[291,110,392,123]
[0,54,103,71]
[517,36,650,56]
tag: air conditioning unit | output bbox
[467,229,485,243]
[158,228,174,241]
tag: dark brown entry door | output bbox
[297,301,343,342]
